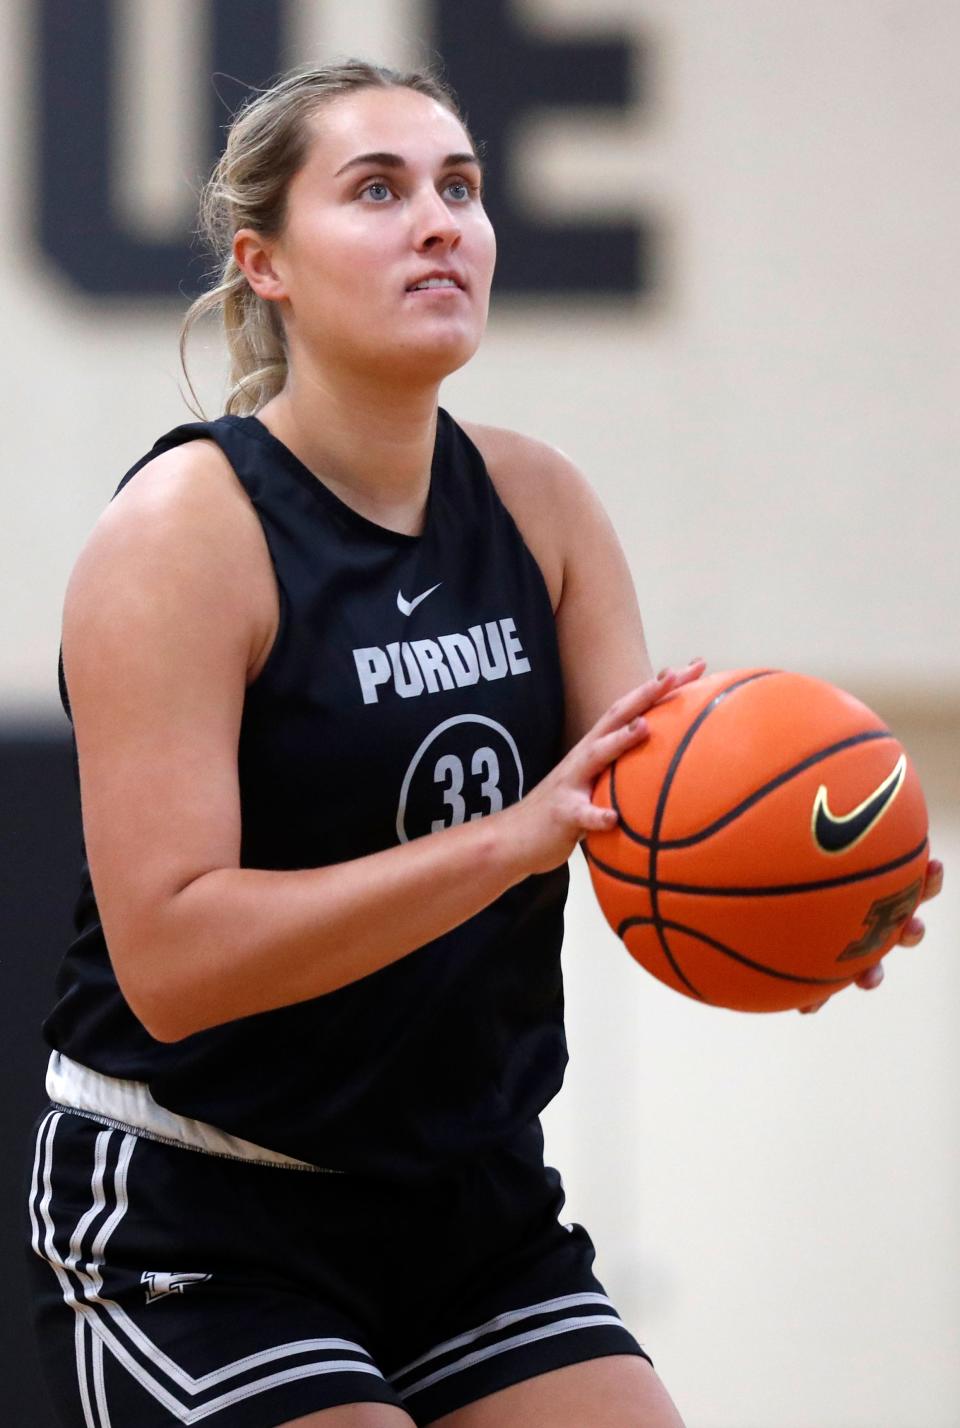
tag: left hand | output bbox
[799,857,944,1014]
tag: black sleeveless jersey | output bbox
[44,409,571,1179]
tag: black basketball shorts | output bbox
[25,1107,651,1427]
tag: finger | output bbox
[920,859,944,903]
[578,801,620,835]
[592,676,673,738]
[669,657,707,689]
[855,962,884,990]
[593,660,706,739]
[582,716,651,777]
[647,659,705,710]
[897,916,925,947]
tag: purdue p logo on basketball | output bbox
[837,880,924,963]
[142,1271,212,1304]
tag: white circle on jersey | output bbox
[396,714,525,844]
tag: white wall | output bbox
[2,2,957,1423]
[545,813,960,1428]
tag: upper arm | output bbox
[462,421,654,749]
[551,452,654,745]
[61,439,276,1034]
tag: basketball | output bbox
[585,669,930,1012]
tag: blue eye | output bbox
[357,175,479,204]
[446,178,478,202]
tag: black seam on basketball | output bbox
[616,729,895,851]
[600,802,700,995]
[610,756,623,826]
[618,917,854,988]
[613,913,704,999]
[588,836,928,897]
[647,671,778,1004]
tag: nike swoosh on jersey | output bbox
[812,753,907,854]
[397,582,442,616]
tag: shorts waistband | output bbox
[45,1051,334,1171]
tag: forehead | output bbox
[305,86,473,173]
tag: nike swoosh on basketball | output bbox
[397,582,442,616]
[812,753,907,854]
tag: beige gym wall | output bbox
[2,4,956,1425]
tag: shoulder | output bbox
[106,432,254,529]
[458,418,589,507]
[459,418,650,745]
[64,433,277,683]
[458,420,605,612]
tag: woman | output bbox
[27,60,940,1428]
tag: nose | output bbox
[412,184,462,252]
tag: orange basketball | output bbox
[586,669,929,1012]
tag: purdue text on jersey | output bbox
[353,617,531,704]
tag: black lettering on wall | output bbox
[37,0,283,297]
[430,0,651,296]
[35,0,654,301]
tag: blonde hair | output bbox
[180,59,470,418]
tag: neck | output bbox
[255,359,442,537]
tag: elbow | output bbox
[104,881,229,1043]
[121,975,198,1044]
[108,933,203,1045]
[139,1005,193,1044]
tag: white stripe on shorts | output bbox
[390,1291,626,1400]
[91,1326,113,1428]
[75,1314,97,1428]
[392,1290,615,1378]
[28,1112,384,1424]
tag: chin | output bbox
[374,329,483,385]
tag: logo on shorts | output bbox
[141,1270,212,1304]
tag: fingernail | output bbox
[656,667,671,680]
[628,717,647,733]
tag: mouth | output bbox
[405,275,466,295]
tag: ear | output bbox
[233,229,288,302]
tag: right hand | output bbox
[502,660,706,879]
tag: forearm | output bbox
[139,809,529,1041]
[122,667,697,1041]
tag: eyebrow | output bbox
[334,150,485,178]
